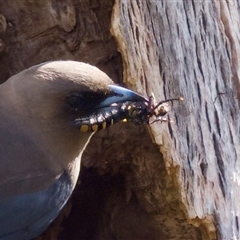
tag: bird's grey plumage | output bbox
[0,61,111,197]
[0,61,117,239]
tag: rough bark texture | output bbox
[111,1,240,239]
[0,0,121,83]
[0,0,239,239]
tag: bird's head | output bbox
[2,61,144,129]
[0,61,147,160]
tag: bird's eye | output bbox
[65,91,108,111]
[65,93,84,109]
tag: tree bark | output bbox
[111,0,240,239]
[0,0,239,239]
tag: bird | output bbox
[0,61,147,240]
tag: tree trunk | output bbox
[111,1,240,239]
[0,0,239,239]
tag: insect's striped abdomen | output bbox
[74,104,127,132]
[74,101,148,132]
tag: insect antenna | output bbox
[148,97,184,124]
[152,97,184,111]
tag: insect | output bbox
[74,94,183,132]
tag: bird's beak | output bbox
[73,85,148,132]
[95,85,147,108]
